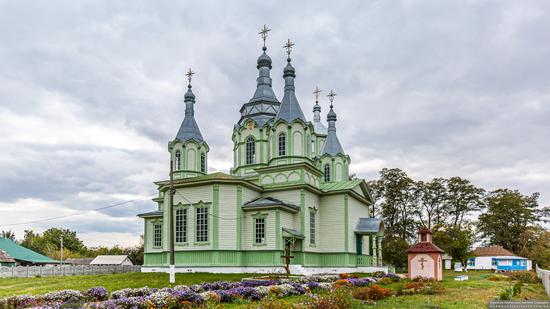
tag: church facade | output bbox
[138,31,385,274]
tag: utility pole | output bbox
[169,159,175,283]
[60,235,64,266]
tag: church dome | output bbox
[327,108,337,122]
[256,47,272,69]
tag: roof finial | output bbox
[259,25,271,50]
[313,86,322,103]
[283,39,295,61]
[327,90,337,108]
[185,68,195,88]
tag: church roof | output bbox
[174,86,205,144]
[274,59,307,123]
[137,210,163,218]
[321,102,345,156]
[355,217,383,234]
[320,179,362,192]
[243,197,300,213]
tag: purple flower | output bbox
[173,289,204,303]
[86,287,108,301]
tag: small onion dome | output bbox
[313,103,321,112]
[283,60,295,77]
[327,107,337,122]
[256,47,272,69]
[184,85,195,102]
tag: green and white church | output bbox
[138,30,386,274]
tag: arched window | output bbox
[246,137,255,164]
[200,153,206,173]
[175,150,181,170]
[306,135,311,156]
[278,133,286,156]
[324,164,331,182]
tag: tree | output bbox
[0,230,16,241]
[433,224,475,271]
[381,236,409,271]
[416,178,448,229]
[478,189,541,254]
[445,177,485,230]
[516,227,550,269]
[20,228,85,256]
[369,168,419,241]
[20,230,45,254]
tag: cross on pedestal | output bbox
[281,242,294,275]
[419,257,427,270]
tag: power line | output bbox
[0,195,156,227]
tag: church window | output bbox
[175,150,181,170]
[307,135,311,156]
[255,217,265,244]
[311,139,315,155]
[175,208,187,243]
[246,137,255,164]
[310,210,316,245]
[324,164,331,182]
[421,233,427,242]
[153,223,162,247]
[200,153,206,173]
[196,207,208,242]
[278,133,286,156]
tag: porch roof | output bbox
[282,228,305,239]
[355,217,384,235]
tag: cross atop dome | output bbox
[259,25,271,48]
[185,68,195,87]
[313,86,322,102]
[283,39,295,59]
[327,90,337,108]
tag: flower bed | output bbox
[0,274,383,308]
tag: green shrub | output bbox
[378,277,393,285]
[498,286,514,300]
[505,271,539,284]
[512,282,522,296]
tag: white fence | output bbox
[0,265,141,278]
[536,264,550,297]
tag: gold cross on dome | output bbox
[185,68,195,86]
[327,90,337,105]
[259,25,271,47]
[283,39,295,57]
[313,86,322,102]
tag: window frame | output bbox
[252,212,268,246]
[175,207,188,244]
[246,136,255,164]
[278,133,286,156]
[323,164,331,182]
[175,150,181,171]
[309,208,317,246]
[153,223,162,248]
[200,153,206,173]
[195,206,209,243]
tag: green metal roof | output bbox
[0,237,60,264]
[320,179,363,192]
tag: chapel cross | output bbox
[281,241,294,275]
[419,257,427,270]
[185,68,195,86]
[259,24,271,48]
[313,86,322,102]
[283,39,295,57]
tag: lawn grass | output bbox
[0,269,547,308]
[0,272,253,298]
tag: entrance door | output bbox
[356,236,363,255]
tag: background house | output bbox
[0,249,16,267]
[467,246,531,271]
[90,255,134,266]
[65,258,94,265]
[0,237,59,266]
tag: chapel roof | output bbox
[174,86,205,144]
[474,246,516,257]
[243,197,301,213]
[274,57,307,123]
[406,242,444,253]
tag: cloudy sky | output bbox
[1,1,549,247]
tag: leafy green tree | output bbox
[517,227,550,269]
[20,228,85,256]
[0,230,16,241]
[20,230,45,254]
[416,178,448,229]
[478,189,541,254]
[445,177,485,230]
[369,168,419,240]
[433,224,475,271]
[381,236,409,271]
